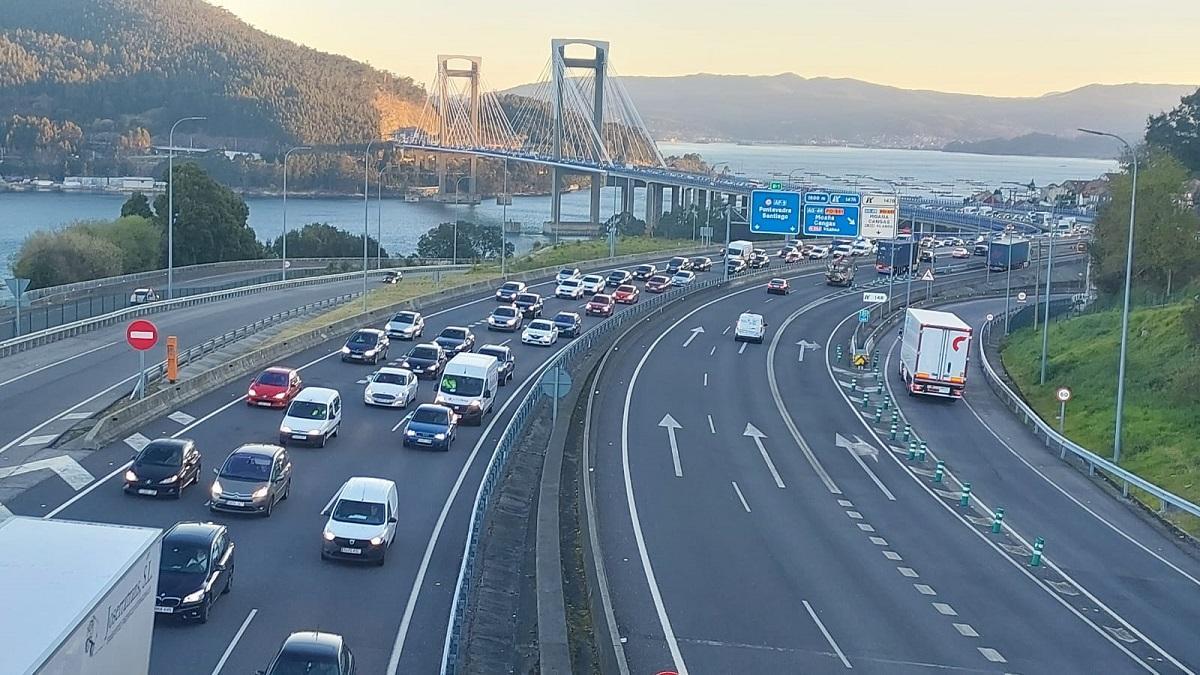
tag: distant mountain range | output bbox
[504,75,1195,158]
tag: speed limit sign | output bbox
[986,313,994,322]
[1056,387,1072,402]
[1017,291,1027,303]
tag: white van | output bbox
[279,387,342,447]
[436,353,500,426]
[734,312,766,343]
[320,476,399,566]
[726,240,755,262]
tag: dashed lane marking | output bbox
[953,623,978,637]
[837,499,854,507]
[933,602,958,616]
[977,648,1007,663]
[883,551,902,561]
[846,511,863,519]
[62,412,94,421]
[857,523,876,532]
[731,482,751,513]
[707,415,715,434]
[18,434,58,447]
[738,342,747,354]
[914,584,936,596]
[168,411,196,426]
[898,567,919,578]
[123,433,151,452]
[869,536,888,546]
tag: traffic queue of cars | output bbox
[119,251,776,668]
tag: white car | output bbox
[832,244,853,257]
[580,274,606,294]
[555,278,585,299]
[320,477,399,565]
[556,267,581,283]
[521,319,559,346]
[129,288,158,304]
[851,241,874,256]
[670,270,696,287]
[363,367,418,408]
[808,245,830,259]
[734,312,766,343]
[384,311,424,340]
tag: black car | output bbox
[380,270,402,284]
[551,311,583,338]
[749,253,770,269]
[400,342,448,379]
[606,269,632,288]
[209,444,292,517]
[434,326,476,354]
[124,438,201,499]
[155,522,234,623]
[919,248,936,263]
[665,256,691,274]
[478,344,516,385]
[973,244,989,256]
[631,263,657,280]
[258,632,356,675]
[514,292,544,318]
[690,256,712,272]
[341,329,389,364]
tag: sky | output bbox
[209,0,1197,97]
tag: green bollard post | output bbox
[862,392,870,410]
[889,422,898,440]
[903,424,911,442]
[882,396,890,411]
[874,405,883,423]
[851,377,857,392]
[836,345,843,362]
[1030,537,1045,567]
[991,507,1005,534]
[918,441,928,462]
[959,482,972,508]
[933,461,944,483]
[907,441,917,461]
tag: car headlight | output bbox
[370,536,384,546]
[280,425,292,434]
[468,400,481,408]
[434,433,446,440]
[125,470,138,482]
[159,475,179,485]
[341,346,351,354]
[435,395,446,404]
[323,530,336,541]
[405,429,416,436]
[252,486,269,500]
[248,388,257,396]
[400,361,410,368]
[364,348,377,356]
[274,392,286,399]
[182,589,205,604]
[211,480,222,496]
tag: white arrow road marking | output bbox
[659,414,684,477]
[682,326,705,347]
[836,433,896,500]
[796,340,820,362]
[743,423,785,488]
[0,455,94,490]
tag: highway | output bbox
[1,251,726,674]
[588,256,1200,673]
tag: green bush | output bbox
[14,229,124,289]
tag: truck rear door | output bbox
[916,325,970,385]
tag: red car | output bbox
[645,275,671,293]
[586,294,616,317]
[246,367,302,408]
[766,278,790,295]
[613,284,640,304]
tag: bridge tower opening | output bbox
[548,39,610,235]
[434,55,482,204]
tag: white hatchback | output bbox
[580,274,606,294]
[363,367,417,408]
[521,319,559,346]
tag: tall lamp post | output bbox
[502,158,509,275]
[1079,127,1139,462]
[167,115,206,300]
[281,146,312,281]
[451,175,472,264]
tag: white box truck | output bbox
[1,517,162,675]
[899,308,972,399]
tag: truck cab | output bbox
[825,259,855,287]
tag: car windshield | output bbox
[608,271,625,279]
[441,374,485,396]
[770,279,785,285]
[516,294,538,304]
[220,453,273,481]
[592,296,612,304]
[478,348,507,360]
[560,279,579,287]
[553,313,576,323]
[529,320,554,330]
[268,654,341,675]
[392,312,417,324]
[287,400,328,420]
[138,443,182,467]
[373,372,408,385]
[410,347,439,360]
[257,371,288,387]
[583,275,603,283]
[670,258,686,265]
[159,542,209,575]
[332,499,386,526]
[501,282,522,291]
[635,265,652,272]
[493,307,516,317]
[440,328,467,340]
[650,276,668,283]
[348,332,377,346]
[617,285,635,293]
[413,407,450,425]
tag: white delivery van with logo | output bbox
[436,353,499,426]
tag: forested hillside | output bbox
[0,0,424,145]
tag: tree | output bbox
[268,223,388,259]
[78,216,162,274]
[13,229,124,289]
[607,212,646,237]
[120,192,154,219]
[1089,148,1200,300]
[151,163,264,265]
[1147,87,1200,174]
[416,221,513,260]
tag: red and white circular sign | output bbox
[126,319,159,351]
[1056,387,1072,402]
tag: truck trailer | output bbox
[988,235,1030,272]
[899,308,972,399]
[1,517,162,675]
[875,239,919,275]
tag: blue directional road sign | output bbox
[803,191,861,238]
[749,190,801,235]
[858,308,870,323]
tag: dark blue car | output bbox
[403,404,457,451]
[551,311,583,338]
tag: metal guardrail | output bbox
[441,261,788,672]
[977,307,1200,520]
[0,266,466,358]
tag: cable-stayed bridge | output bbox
[394,39,1036,237]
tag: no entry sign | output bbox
[127,319,159,351]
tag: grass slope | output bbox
[1001,304,1200,532]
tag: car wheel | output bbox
[222,570,233,594]
[318,433,327,448]
[198,596,211,624]
[282,480,291,501]
[375,549,387,567]
[263,496,274,518]
[173,485,183,500]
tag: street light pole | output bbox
[502,158,508,276]
[722,196,733,282]
[167,116,206,300]
[363,139,378,310]
[1039,223,1056,383]
[281,146,311,281]
[1079,128,1139,462]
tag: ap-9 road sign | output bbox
[749,190,801,235]
[803,191,861,238]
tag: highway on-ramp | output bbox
[588,258,1198,673]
